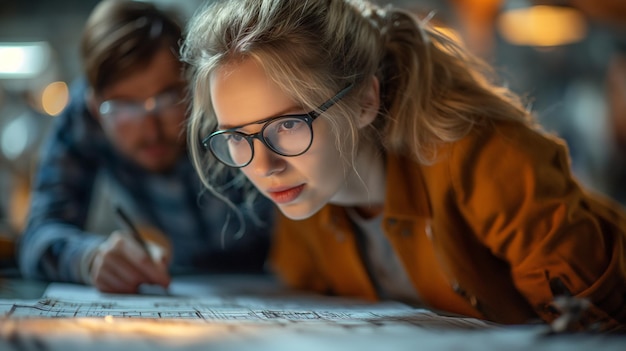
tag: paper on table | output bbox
[5,275,495,330]
[3,277,626,351]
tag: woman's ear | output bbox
[357,75,380,129]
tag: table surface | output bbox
[0,275,625,351]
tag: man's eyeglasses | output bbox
[98,87,185,125]
[203,84,353,168]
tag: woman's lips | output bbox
[267,184,305,204]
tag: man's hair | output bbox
[80,0,182,94]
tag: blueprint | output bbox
[2,276,626,351]
[1,275,492,329]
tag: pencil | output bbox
[115,206,152,258]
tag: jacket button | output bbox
[451,282,466,295]
[469,295,479,307]
[425,222,433,240]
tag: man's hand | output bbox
[88,230,171,293]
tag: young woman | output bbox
[181,0,626,331]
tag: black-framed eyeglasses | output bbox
[202,84,353,168]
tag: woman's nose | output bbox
[249,139,285,176]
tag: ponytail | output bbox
[363,5,536,163]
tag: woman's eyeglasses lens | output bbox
[205,83,353,168]
[207,116,313,167]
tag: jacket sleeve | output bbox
[18,84,106,283]
[450,123,626,331]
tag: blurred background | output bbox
[0,0,625,259]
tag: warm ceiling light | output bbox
[497,5,587,47]
[41,81,69,116]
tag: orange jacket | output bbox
[269,121,626,331]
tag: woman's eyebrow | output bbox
[218,115,274,130]
[217,104,306,130]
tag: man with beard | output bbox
[17,0,273,293]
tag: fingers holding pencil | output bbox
[88,229,171,294]
[90,230,171,293]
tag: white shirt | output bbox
[346,208,421,306]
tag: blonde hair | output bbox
[181,0,536,195]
